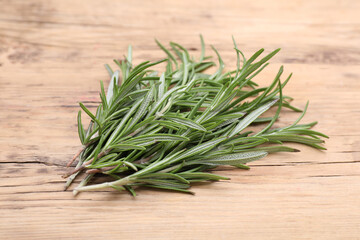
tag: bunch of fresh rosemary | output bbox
[65,36,327,196]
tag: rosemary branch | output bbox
[66,36,328,196]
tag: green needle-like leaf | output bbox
[164,115,207,132]
[197,151,268,166]
[229,99,278,137]
[77,111,85,145]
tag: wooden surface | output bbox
[1,0,360,239]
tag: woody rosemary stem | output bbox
[63,150,108,178]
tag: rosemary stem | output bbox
[63,164,86,178]
[73,173,95,196]
[64,160,83,190]
[66,142,92,167]
[66,148,84,167]
[64,153,102,178]
[74,176,131,192]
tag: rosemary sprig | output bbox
[65,36,328,196]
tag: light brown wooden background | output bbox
[1,0,359,239]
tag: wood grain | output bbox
[1,0,359,239]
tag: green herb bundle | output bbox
[65,36,327,196]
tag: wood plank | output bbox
[0,0,359,239]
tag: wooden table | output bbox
[1,0,359,239]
